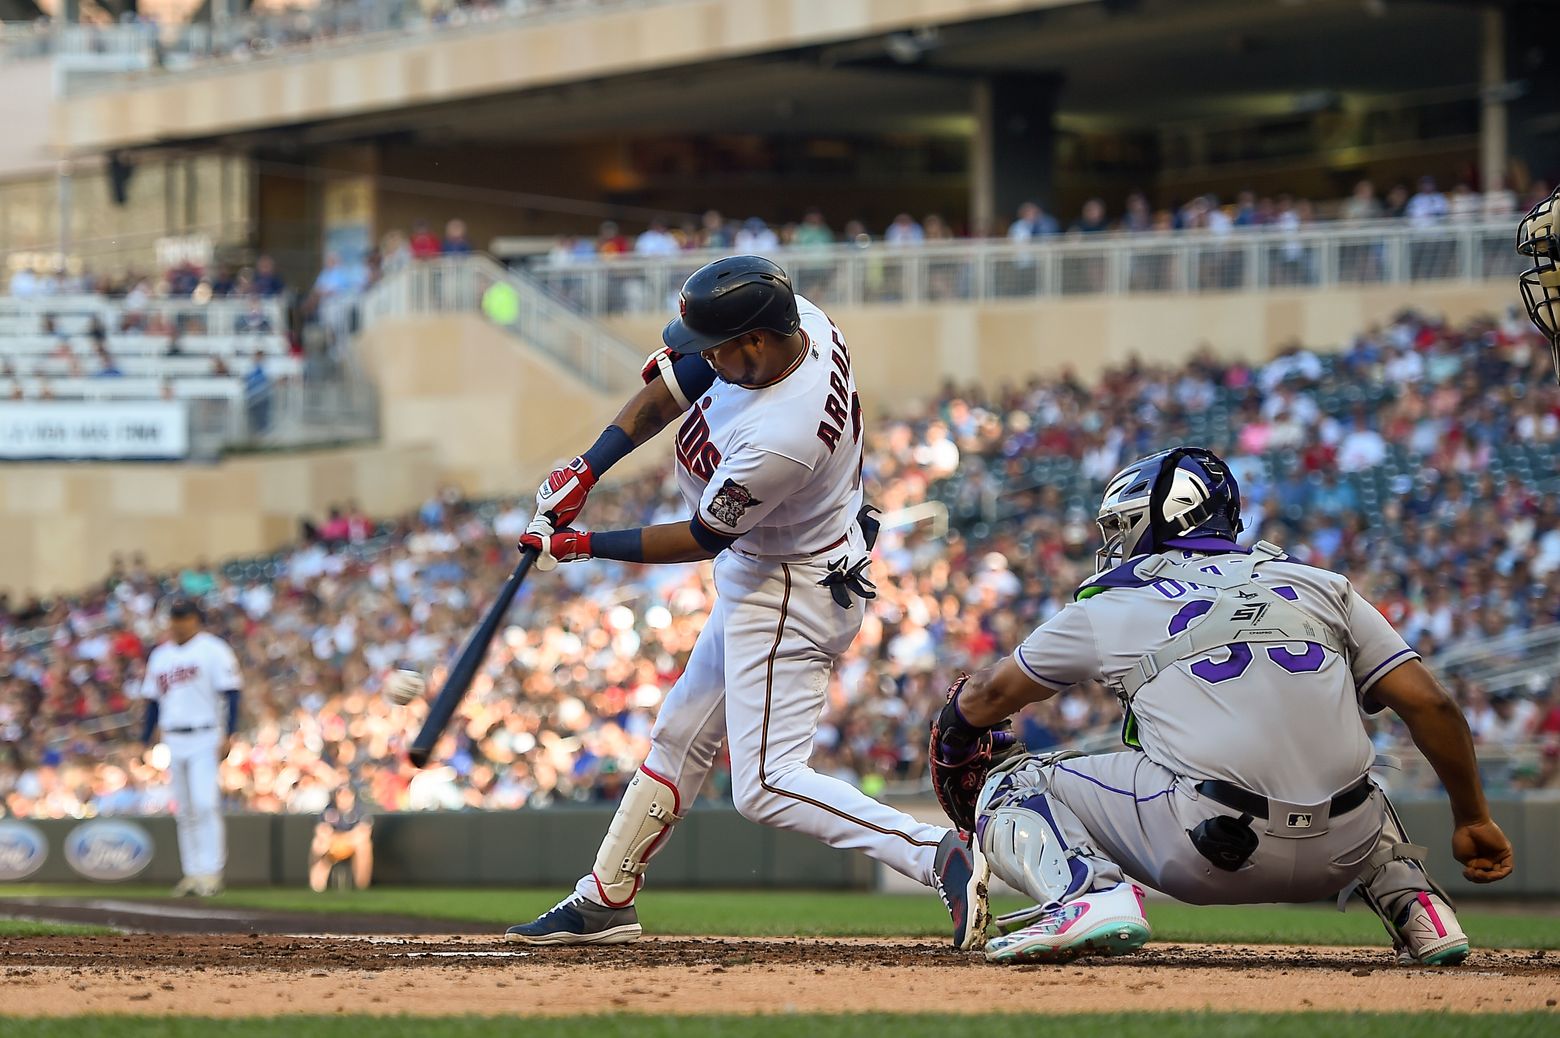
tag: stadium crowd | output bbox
[2,310,1559,823]
[540,178,1548,265]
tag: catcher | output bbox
[930,447,1513,964]
[309,785,374,892]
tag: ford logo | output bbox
[0,820,47,881]
[64,820,154,881]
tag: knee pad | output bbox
[974,753,1096,910]
[591,768,685,907]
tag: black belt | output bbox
[1195,775,1374,821]
[164,725,216,734]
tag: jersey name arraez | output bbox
[139,631,241,730]
[673,294,865,557]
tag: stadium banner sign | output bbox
[0,401,188,460]
[64,820,155,881]
[0,820,48,881]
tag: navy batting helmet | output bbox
[661,255,800,356]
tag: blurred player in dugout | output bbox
[309,785,374,892]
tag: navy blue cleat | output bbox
[932,829,991,950]
[504,893,642,946]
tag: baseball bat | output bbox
[407,548,540,768]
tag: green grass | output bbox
[0,1016,1554,1038]
[2,884,1556,948]
[0,918,115,937]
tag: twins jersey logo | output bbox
[157,664,201,696]
[675,403,722,481]
[708,479,761,527]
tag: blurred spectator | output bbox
[244,351,271,434]
[700,210,733,250]
[1342,180,1383,223]
[884,213,925,246]
[235,301,273,334]
[794,208,834,247]
[1405,176,1449,227]
[442,219,474,255]
[1070,198,1109,234]
[634,220,679,257]
[1008,202,1059,241]
[252,255,286,298]
[596,221,631,257]
[734,217,779,254]
[410,222,443,259]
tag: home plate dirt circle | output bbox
[1,934,1555,1017]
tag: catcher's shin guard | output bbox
[1338,788,1457,957]
[589,767,685,908]
[974,752,1104,931]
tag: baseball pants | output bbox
[574,530,948,905]
[165,728,226,878]
[1010,751,1386,906]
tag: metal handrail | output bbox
[358,254,644,394]
[529,217,1522,317]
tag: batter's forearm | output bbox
[612,380,684,447]
[593,522,721,566]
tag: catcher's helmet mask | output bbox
[1094,446,1243,575]
[1516,186,1560,383]
[662,255,801,358]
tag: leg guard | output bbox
[589,767,685,908]
[1338,788,1455,954]
[974,752,1117,931]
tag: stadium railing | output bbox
[529,218,1521,318]
[359,254,644,394]
[34,1,689,94]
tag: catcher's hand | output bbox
[928,675,1020,832]
[1452,818,1513,883]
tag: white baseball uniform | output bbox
[139,631,240,880]
[572,295,948,907]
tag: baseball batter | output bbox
[930,447,1514,963]
[506,256,988,948]
[136,597,241,897]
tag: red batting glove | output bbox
[641,345,674,385]
[519,527,594,567]
[535,456,597,528]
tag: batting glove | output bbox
[519,517,594,570]
[535,456,597,529]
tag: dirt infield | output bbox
[0,899,1554,1018]
[1,933,1555,1017]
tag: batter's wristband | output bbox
[581,425,633,476]
[590,528,644,563]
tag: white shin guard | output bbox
[976,754,1100,915]
[590,768,685,908]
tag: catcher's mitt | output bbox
[928,675,1020,831]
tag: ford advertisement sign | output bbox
[0,819,48,880]
[64,820,154,881]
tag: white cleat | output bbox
[171,875,200,897]
[984,883,1151,965]
[1395,892,1469,966]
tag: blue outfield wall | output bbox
[0,798,1552,896]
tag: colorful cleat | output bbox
[504,893,642,946]
[984,883,1151,964]
[1394,891,1469,966]
[932,829,991,951]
